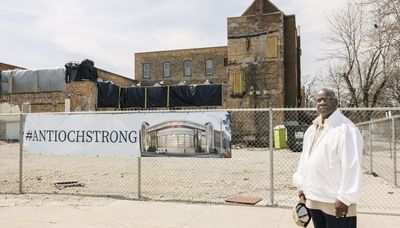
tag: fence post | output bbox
[389,120,393,159]
[392,117,397,187]
[19,113,24,194]
[269,108,274,205]
[138,157,142,199]
[369,122,373,174]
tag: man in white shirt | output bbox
[293,88,363,228]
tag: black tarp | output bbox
[65,59,98,83]
[147,87,168,108]
[192,84,222,106]
[96,82,120,108]
[169,84,222,107]
[79,59,98,81]
[65,62,81,83]
[169,85,195,107]
[97,83,222,109]
[120,87,145,108]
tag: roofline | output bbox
[135,46,227,55]
[228,11,282,20]
[241,0,283,16]
[265,0,284,14]
[97,68,137,82]
[147,120,208,132]
[0,62,26,70]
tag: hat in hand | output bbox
[293,196,311,227]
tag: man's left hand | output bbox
[335,199,348,218]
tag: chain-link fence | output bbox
[0,108,399,215]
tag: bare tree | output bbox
[362,0,400,24]
[313,65,348,107]
[303,66,351,107]
[302,76,319,108]
[323,1,396,107]
[361,0,400,105]
[381,67,400,106]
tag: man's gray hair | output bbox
[319,88,336,99]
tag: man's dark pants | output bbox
[309,209,357,228]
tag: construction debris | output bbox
[224,195,262,205]
[54,181,84,189]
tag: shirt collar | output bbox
[312,109,340,127]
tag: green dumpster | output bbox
[286,124,309,152]
[274,126,287,148]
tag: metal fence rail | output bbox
[0,108,399,215]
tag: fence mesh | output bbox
[140,110,271,204]
[0,114,20,193]
[0,108,399,215]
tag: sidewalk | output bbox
[0,194,399,228]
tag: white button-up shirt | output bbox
[293,109,363,206]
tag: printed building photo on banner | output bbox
[139,111,231,158]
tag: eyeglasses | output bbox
[316,96,335,103]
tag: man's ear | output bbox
[334,98,338,107]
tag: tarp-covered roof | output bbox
[1,68,66,94]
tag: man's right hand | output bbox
[299,190,306,199]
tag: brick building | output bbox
[0,64,136,113]
[0,0,301,145]
[0,61,137,139]
[0,63,25,71]
[135,0,301,109]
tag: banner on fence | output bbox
[23,112,231,158]
[23,113,141,157]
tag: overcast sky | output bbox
[1,0,347,80]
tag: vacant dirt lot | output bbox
[0,142,399,214]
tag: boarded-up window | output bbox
[266,37,278,58]
[233,72,243,94]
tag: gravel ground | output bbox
[0,142,399,214]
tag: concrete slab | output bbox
[0,194,399,228]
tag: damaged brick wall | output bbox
[225,10,292,146]
[0,92,66,113]
[66,81,96,112]
[226,12,285,109]
[284,15,300,108]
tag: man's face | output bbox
[315,90,337,119]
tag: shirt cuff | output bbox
[337,195,351,206]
